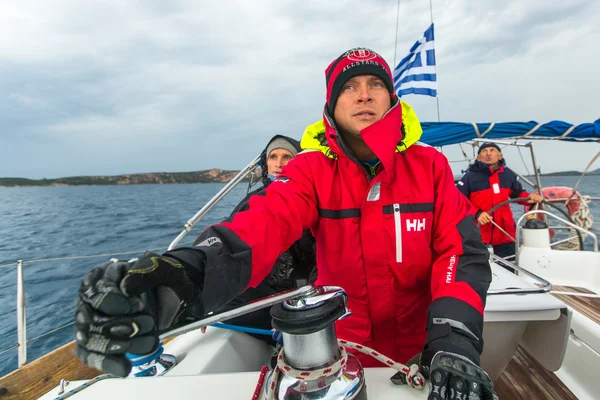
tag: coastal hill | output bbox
[3,167,599,188]
[0,168,259,187]
[535,168,600,177]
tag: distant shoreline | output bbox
[526,173,600,177]
[0,169,257,188]
[2,169,597,188]
[0,182,233,188]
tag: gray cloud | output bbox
[0,0,598,178]
[438,0,597,65]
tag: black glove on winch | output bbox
[74,253,203,377]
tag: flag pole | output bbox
[393,0,401,68]
[430,0,441,122]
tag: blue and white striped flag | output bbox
[393,24,437,97]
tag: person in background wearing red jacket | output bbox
[75,48,497,399]
[457,142,542,259]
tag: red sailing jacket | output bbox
[168,101,491,366]
[457,160,530,246]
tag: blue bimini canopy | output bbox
[419,119,600,147]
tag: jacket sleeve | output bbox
[165,155,319,312]
[226,187,317,290]
[457,172,482,218]
[426,152,492,356]
[456,174,470,198]
[509,170,531,205]
[224,187,264,223]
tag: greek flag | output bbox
[393,24,437,97]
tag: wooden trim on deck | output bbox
[551,284,600,325]
[494,345,577,400]
[0,341,101,400]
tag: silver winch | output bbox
[154,285,366,399]
[267,286,366,400]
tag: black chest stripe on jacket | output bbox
[383,203,434,214]
[319,208,361,219]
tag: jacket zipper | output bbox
[393,203,402,262]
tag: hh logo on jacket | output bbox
[406,218,426,232]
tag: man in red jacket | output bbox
[457,142,542,259]
[75,48,497,399]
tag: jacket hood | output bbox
[260,135,302,186]
[300,100,423,170]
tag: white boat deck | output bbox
[32,262,575,400]
[42,369,427,400]
[485,263,566,321]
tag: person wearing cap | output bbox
[457,142,542,259]
[264,135,300,180]
[75,47,497,399]
[211,135,316,338]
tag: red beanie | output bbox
[325,47,395,115]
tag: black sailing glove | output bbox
[390,332,498,399]
[422,333,498,400]
[74,253,204,377]
[426,351,498,400]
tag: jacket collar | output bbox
[468,158,506,174]
[300,100,423,178]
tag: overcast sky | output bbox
[1,0,598,179]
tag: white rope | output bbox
[263,339,425,399]
[471,122,496,138]
[472,123,481,137]
[517,123,542,139]
[54,374,117,399]
[479,122,495,137]
[465,121,594,143]
[458,143,471,161]
[556,195,593,250]
[558,125,577,139]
